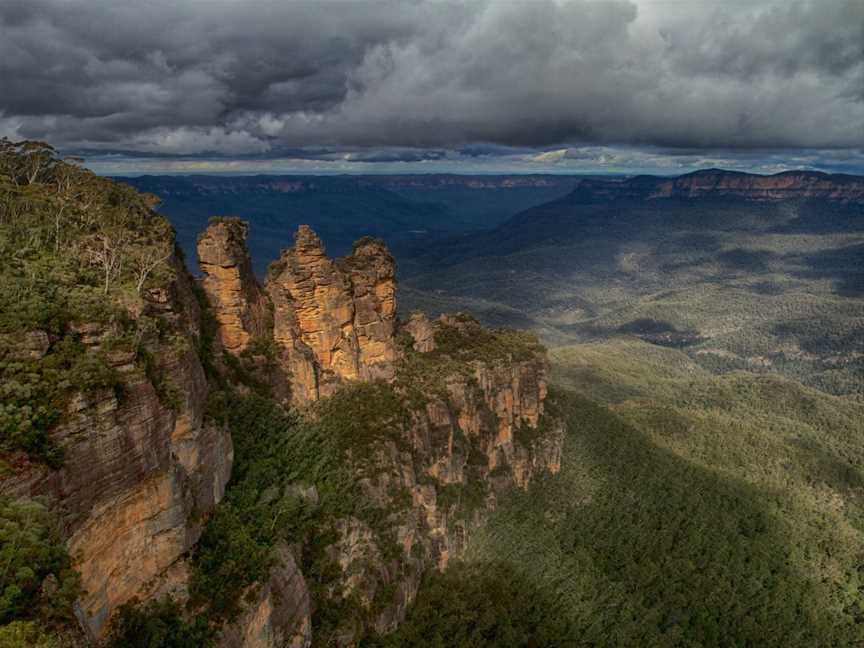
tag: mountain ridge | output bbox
[569,168,864,203]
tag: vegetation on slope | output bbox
[401,195,864,400]
[182,382,414,641]
[394,313,544,410]
[366,561,572,648]
[438,341,864,647]
[0,497,80,647]
[190,391,352,622]
[0,140,186,644]
[0,139,179,463]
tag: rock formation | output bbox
[401,312,437,353]
[199,222,398,402]
[218,545,312,648]
[0,255,232,639]
[2,213,561,646]
[197,218,271,354]
[195,223,563,645]
[297,313,563,643]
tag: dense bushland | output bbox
[106,597,213,648]
[0,497,80,647]
[366,561,573,648]
[459,342,864,647]
[187,382,416,640]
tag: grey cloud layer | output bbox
[1,0,862,156]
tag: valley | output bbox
[123,174,581,275]
[400,170,864,401]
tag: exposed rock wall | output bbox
[311,314,564,643]
[266,226,398,395]
[218,545,312,648]
[338,237,399,378]
[197,219,271,354]
[214,306,563,646]
[0,255,232,639]
[194,223,564,644]
[2,215,562,646]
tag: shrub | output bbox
[0,337,119,465]
[107,597,213,648]
[0,497,79,629]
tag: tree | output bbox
[0,497,79,627]
[129,220,173,294]
[84,225,129,294]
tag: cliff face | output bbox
[218,545,312,648]
[572,169,864,203]
[266,225,398,394]
[0,256,232,639]
[2,206,560,646]
[300,313,563,643]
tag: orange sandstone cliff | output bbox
[197,221,398,403]
[0,254,232,639]
[196,222,563,644]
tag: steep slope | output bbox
[0,141,232,640]
[188,219,564,644]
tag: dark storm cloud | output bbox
[0,0,862,156]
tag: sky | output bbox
[1,0,862,175]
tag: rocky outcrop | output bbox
[266,227,398,396]
[213,305,563,646]
[572,169,864,203]
[402,312,436,353]
[0,255,232,639]
[1,213,561,645]
[218,545,312,648]
[199,222,399,402]
[197,218,271,354]
[339,237,399,377]
[195,222,562,641]
[310,314,564,643]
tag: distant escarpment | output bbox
[571,168,864,203]
[0,142,562,647]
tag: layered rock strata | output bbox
[0,255,232,639]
